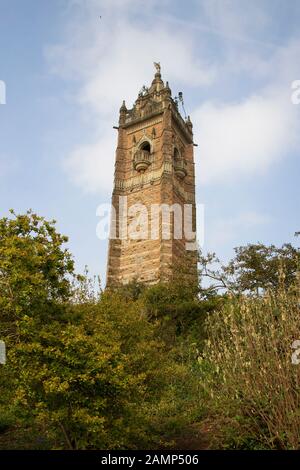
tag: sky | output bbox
[0,0,299,284]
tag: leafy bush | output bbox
[200,279,300,449]
[0,408,14,433]
[9,292,184,449]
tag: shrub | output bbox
[200,280,300,449]
[9,292,177,449]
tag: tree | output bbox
[0,210,202,450]
[226,243,299,293]
[198,243,299,295]
[0,210,76,446]
[0,210,74,334]
[198,250,231,296]
[10,293,169,449]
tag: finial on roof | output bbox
[165,80,171,95]
[119,100,127,125]
[186,115,193,133]
[120,100,127,112]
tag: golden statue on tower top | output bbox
[153,62,161,73]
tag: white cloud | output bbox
[63,132,116,193]
[76,25,215,118]
[193,87,300,185]
[47,19,215,112]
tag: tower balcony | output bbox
[174,159,187,179]
[133,150,151,173]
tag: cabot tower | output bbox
[106,64,197,286]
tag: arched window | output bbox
[134,140,152,173]
[173,147,180,160]
[140,141,151,153]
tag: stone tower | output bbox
[106,64,197,286]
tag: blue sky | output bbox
[0,0,299,284]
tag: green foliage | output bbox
[199,242,299,295]
[0,210,78,446]
[0,210,75,339]
[0,407,14,433]
[142,279,225,349]
[9,293,174,449]
[227,243,299,293]
[0,211,204,449]
[111,279,146,302]
[200,280,300,449]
